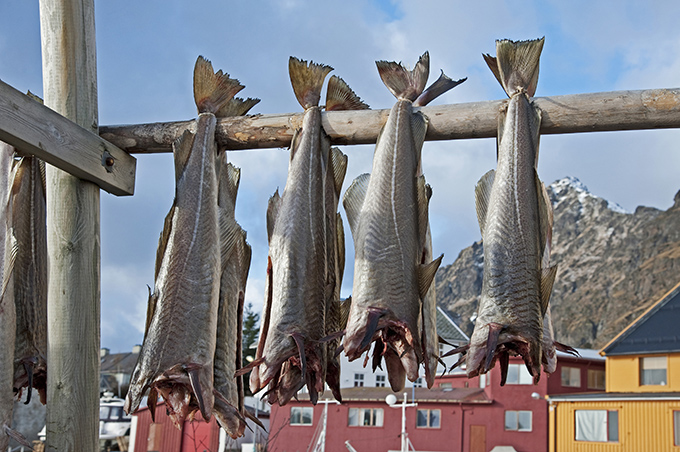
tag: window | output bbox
[290,407,313,425]
[640,356,667,386]
[354,373,364,387]
[375,375,386,387]
[561,366,581,387]
[587,369,605,390]
[439,382,452,389]
[505,364,533,385]
[504,411,532,432]
[348,408,384,427]
[575,410,618,442]
[413,378,423,388]
[416,409,441,428]
[674,411,680,446]
[479,373,489,388]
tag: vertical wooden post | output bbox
[39,0,100,451]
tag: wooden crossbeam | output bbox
[99,87,680,154]
[0,78,136,196]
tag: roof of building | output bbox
[600,280,680,356]
[557,348,605,361]
[100,351,139,374]
[436,306,469,343]
[293,386,490,405]
[548,392,680,403]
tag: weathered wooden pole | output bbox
[99,87,680,153]
[39,0,100,450]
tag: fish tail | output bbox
[484,38,545,98]
[193,56,245,114]
[289,56,333,109]
[414,70,466,107]
[216,97,260,118]
[325,75,369,111]
[376,51,429,101]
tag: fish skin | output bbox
[250,58,332,405]
[125,56,244,426]
[0,142,17,450]
[343,52,461,392]
[11,155,48,405]
[467,38,548,382]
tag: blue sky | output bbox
[1,0,680,353]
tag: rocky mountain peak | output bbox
[436,178,680,349]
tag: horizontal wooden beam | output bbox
[99,87,680,154]
[0,79,136,196]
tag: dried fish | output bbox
[343,52,464,391]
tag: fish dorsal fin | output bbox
[289,57,333,109]
[493,38,545,98]
[173,130,195,185]
[217,155,240,212]
[336,212,345,287]
[266,190,281,244]
[531,107,542,167]
[536,173,553,267]
[342,173,370,241]
[376,51,430,101]
[325,76,369,111]
[330,147,348,197]
[155,204,176,281]
[237,229,252,289]
[418,254,443,301]
[38,158,46,198]
[339,296,352,330]
[219,216,242,272]
[193,56,245,114]
[216,97,260,118]
[414,70,467,107]
[416,176,431,249]
[1,230,17,299]
[411,112,429,170]
[540,265,557,317]
[143,286,158,340]
[475,169,495,238]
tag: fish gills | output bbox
[343,52,461,391]
[251,57,332,405]
[467,38,554,383]
[11,155,48,405]
[125,56,244,427]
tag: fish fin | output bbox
[3,425,32,449]
[245,409,266,431]
[493,38,545,98]
[213,389,248,438]
[336,213,346,289]
[540,265,558,317]
[154,204,175,281]
[22,360,35,404]
[474,169,495,238]
[371,339,386,372]
[330,147,348,198]
[554,341,580,357]
[184,363,213,421]
[342,173,370,241]
[266,190,281,244]
[239,233,252,289]
[148,387,159,422]
[359,307,386,351]
[536,175,553,267]
[384,349,406,392]
[417,254,443,301]
[415,176,431,249]
[411,112,429,169]
[290,333,307,386]
[325,75,370,111]
[193,56,244,114]
[414,70,467,107]
[216,97,260,118]
[376,51,429,101]
[499,351,510,386]
[172,129,196,185]
[339,296,351,330]
[482,53,503,88]
[1,230,17,299]
[218,160,241,210]
[289,57,333,109]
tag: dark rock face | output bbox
[436,177,680,349]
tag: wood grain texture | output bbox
[99,88,680,153]
[0,79,136,196]
[40,0,101,450]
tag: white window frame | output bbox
[561,366,581,388]
[290,406,314,426]
[354,373,364,387]
[504,410,532,432]
[640,356,667,386]
[416,409,441,429]
[674,410,680,447]
[574,410,618,442]
[375,375,386,387]
[348,408,384,427]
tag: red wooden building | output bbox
[267,350,605,452]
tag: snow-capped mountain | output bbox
[436,177,680,349]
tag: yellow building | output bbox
[548,282,680,451]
